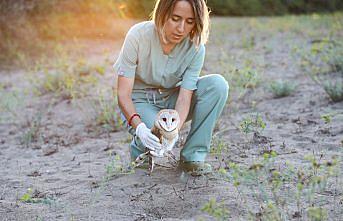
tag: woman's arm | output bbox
[117,75,142,129]
[175,87,193,130]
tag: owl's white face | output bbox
[156,109,180,132]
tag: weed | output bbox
[83,90,123,133]
[210,136,229,168]
[20,111,43,148]
[0,89,23,123]
[322,81,343,102]
[105,154,135,179]
[212,150,341,220]
[269,80,296,98]
[94,95,122,132]
[20,188,55,205]
[218,50,262,98]
[239,113,266,135]
[307,207,328,221]
[320,114,332,124]
[201,198,230,221]
[20,188,34,203]
[30,50,100,100]
[241,35,255,50]
[297,38,343,102]
[35,68,98,100]
[235,67,260,90]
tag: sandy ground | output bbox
[0,16,342,220]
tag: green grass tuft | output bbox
[269,80,296,98]
[322,81,343,102]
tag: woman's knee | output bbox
[199,74,229,97]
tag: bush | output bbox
[323,81,343,102]
[269,80,296,98]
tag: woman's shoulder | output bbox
[182,39,205,57]
[127,21,155,39]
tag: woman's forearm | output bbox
[175,103,189,130]
[117,76,142,129]
[118,94,142,129]
[175,88,193,130]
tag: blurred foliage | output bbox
[0,0,154,18]
[207,0,343,16]
[0,0,137,67]
[0,0,342,67]
[1,0,342,19]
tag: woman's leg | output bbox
[166,74,229,162]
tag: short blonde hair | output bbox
[152,0,210,47]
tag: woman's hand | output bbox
[135,122,162,153]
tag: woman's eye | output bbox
[172,17,179,22]
[187,20,194,25]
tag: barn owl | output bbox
[135,109,180,174]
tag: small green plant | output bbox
[95,96,122,132]
[212,149,341,220]
[20,188,54,205]
[307,207,328,221]
[105,154,135,179]
[239,113,266,135]
[300,39,343,75]
[20,112,43,147]
[297,38,343,102]
[269,80,296,98]
[0,89,23,123]
[201,198,230,221]
[20,188,34,203]
[218,49,262,99]
[322,81,343,102]
[234,67,261,90]
[210,136,229,168]
[31,53,100,100]
[84,90,123,133]
[241,35,255,50]
[36,68,98,100]
[320,114,332,124]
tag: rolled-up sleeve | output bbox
[181,44,205,90]
[113,28,139,78]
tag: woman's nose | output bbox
[177,21,185,33]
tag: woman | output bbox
[114,0,229,175]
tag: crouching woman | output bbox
[114,0,229,175]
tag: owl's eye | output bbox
[162,117,167,122]
[172,118,175,122]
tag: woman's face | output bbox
[163,0,195,45]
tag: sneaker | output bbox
[178,161,213,176]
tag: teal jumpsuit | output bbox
[113,21,229,162]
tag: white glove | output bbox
[135,123,162,154]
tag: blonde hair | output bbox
[151,0,210,47]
